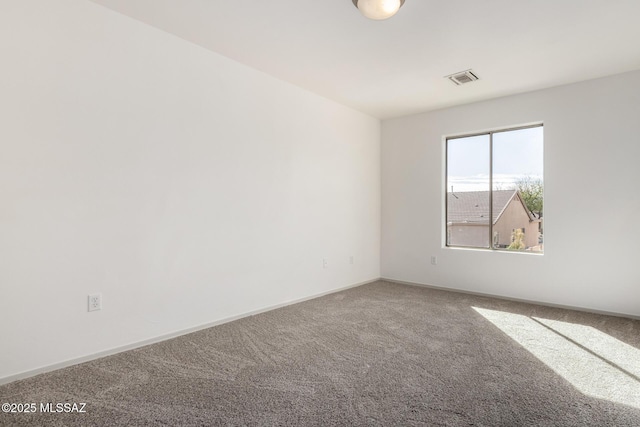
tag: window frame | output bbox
[444,123,543,253]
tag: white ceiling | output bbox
[89,0,640,119]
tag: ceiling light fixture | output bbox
[352,0,406,20]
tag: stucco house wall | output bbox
[448,223,490,248]
[493,196,539,248]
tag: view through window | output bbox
[446,125,543,253]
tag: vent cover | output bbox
[446,70,479,86]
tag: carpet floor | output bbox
[1,280,639,426]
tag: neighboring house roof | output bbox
[447,190,534,225]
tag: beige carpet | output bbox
[1,280,639,426]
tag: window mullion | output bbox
[489,132,493,250]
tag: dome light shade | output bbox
[352,0,405,20]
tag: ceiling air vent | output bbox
[446,70,479,86]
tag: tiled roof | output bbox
[447,190,518,224]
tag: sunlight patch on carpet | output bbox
[473,307,640,409]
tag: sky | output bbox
[447,126,543,192]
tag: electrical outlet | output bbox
[431,256,438,265]
[349,256,354,265]
[323,258,328,269]
[88,293,102,312]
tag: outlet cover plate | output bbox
[88,293,102,312]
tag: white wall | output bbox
[382,70,640,318]
[0,1,380,381]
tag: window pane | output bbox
[492,127,544,253]
[446,135,490,248]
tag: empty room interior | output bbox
[1,1,640,425]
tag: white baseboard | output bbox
[0,277,380,386]
[381,277,640,321]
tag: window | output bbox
[446,125,543,253]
